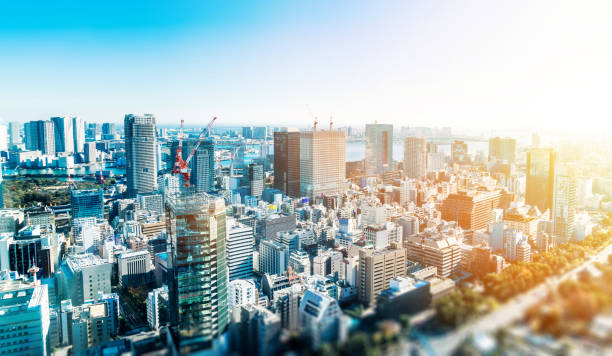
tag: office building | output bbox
[147,285,168,331]
[166,192,228,351]
[50,116,74,153]
[274,129,300,197]
[376,276,431,319]
[0,209,24,234]
[405,230,463,277]
[101,122,116,140]
[504,230,531,262]
[288,250,311,275]
[451,140,468,163]
[299,289,347,349]
[84,142,97,163]
[72,117,85,153]
[0,275,50,356]
[230,304,281,356]
[1,225,56,279]
[227,279,257,312]
[313,249,343,278]
[526,148,556,214]
[117,249,151,287]
[299,128,346,198]
[440,190,503,231]
[403,137,427,179]
[8,121,22,149]
[227,218,254,281]
[25,120,55,155]
[70,302,111,355]
[259,239,288,275]
[358,247,406,305]
[125,114,158,197]
[365,123,393,176]
[252,126,267,139]
[59,253,112,306]
[242,126,253,139]
[181,138,215,193]
[248,163,264,198]
[70,188,104,220]
[260,214,296,240]
[552,165,577,244]
[488,137,516,163]
[364,225,389,250]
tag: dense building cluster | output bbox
[0,118,604,355]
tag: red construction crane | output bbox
[172,117,217,186]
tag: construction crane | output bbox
[172,117,217,186]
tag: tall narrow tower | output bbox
[166,192,228,352]
[125,114,158,197]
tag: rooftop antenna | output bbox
[313,117,318,132]
[329,115,333,131]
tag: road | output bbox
[413,242,612,356]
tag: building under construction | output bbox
[165,190,228,352]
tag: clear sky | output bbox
[1,1,611,131]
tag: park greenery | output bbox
[2,177,106,208]
[525,255,612,337]
[434,288,497,328]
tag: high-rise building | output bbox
[248,163,264,198]
[166,193,228,351]
[252,126,267,139]
[84,142,97,163]
[488,137,516,163]
[299,289,347,348]
[101,123,116,140]
[258,239,288,275]
[70,302,111,355]
[242,126,253,139]
[358,247,406,305]
[451,140,468,163]
[58,253,112,306]
[365,123,393,176]
[526,148,556,214]
[405,230,463,277]
[147,285,169,331]
[299,128,346,198]
[403,137,427,179]
[273,129,300,197]
[0,274,50,356]
[125,114,158,197]
[288,250,311,275]
[72,117,85,153]
[8,121,22,149]
[117,249,152,287]
[183,138,215,193]
[230,304,281,356]
[50,116,74,153]
[227,218,254,281]
[25,120,55,155]
[0,125,7,152]
[70,188,104,220]
[440,190,504,231]
[552,164,577,244]
[227,279,257,312]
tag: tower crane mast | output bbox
[171,117,217,186]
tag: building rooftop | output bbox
[66,253,109,271]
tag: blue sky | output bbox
[1,1,611,131]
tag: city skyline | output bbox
[2,1,612,131]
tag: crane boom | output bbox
[185,117,217,165]
[171,117,217,187]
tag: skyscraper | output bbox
[248,163,264,198]
[403,137,427,180]
[273,128,300,197]
[526,148,556,214]
[365,123,393,176]
[299,128,346,198]
[72,117,85,153]
[8,121,22,149]
[51,116,74,153]
[25,120,55,155]
[125,114,158,197]
[451,140,468,163]
[70,188,104,220]
[226,218,254,281]
[488,137,516,163]
[552,164,577,244]
[166,192,228,352]
[0,274,50,356]
[358,247,406,305]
